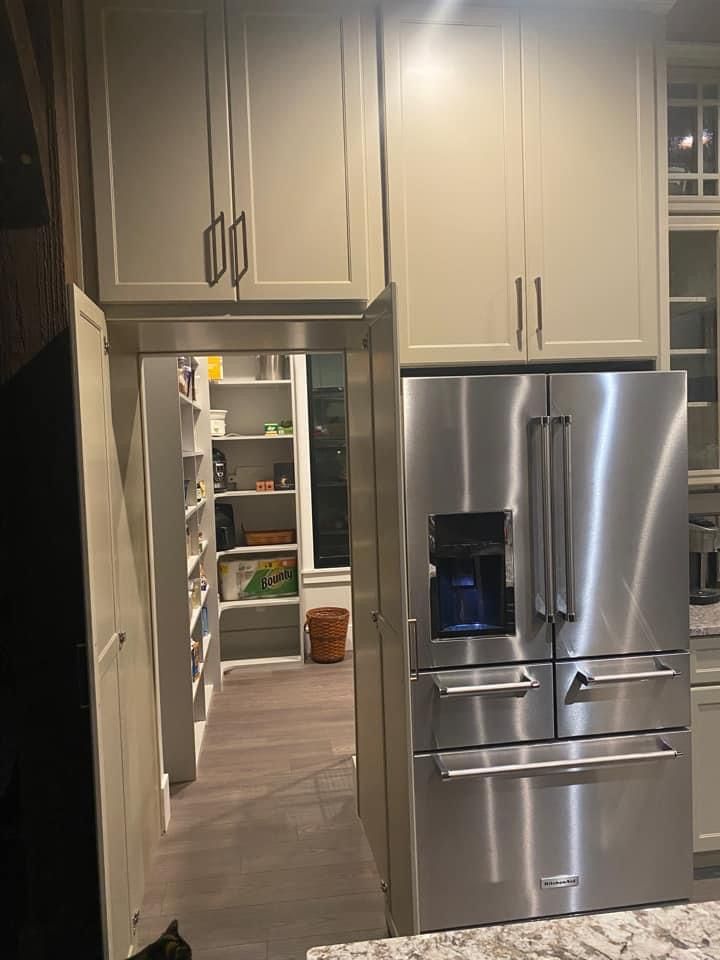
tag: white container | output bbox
[210,409,228,437]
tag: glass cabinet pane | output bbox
[668,106,698,173]
[306,354,350,568]
[668,72,720,199]
[669,229,720,473]
[704,107,718,174]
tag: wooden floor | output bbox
[138,659,386,959]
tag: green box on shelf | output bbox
[219,556,298,601]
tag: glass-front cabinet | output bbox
[668,62,720,482]
[669,225,720,477]
[306,354,350,568]
[668,73,720,204]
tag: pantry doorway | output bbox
[100,286,414,955]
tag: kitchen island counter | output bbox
[690,604,720,637]
[307,903,720,960]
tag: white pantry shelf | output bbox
[689,401,716,408]
[217,543,298,558]
[186,540,209,578]
[215,489,295,499]
[210,378,291,386]
[189,588,210,635]
[185,498,207,520]
[219,596,300,614]
[182,449,204,458]
[179,392,201,411]
[213,434,293,441]
[192,659,205,700]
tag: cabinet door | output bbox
[71,288,132,957]
[85,0,234,302]
[226,1,370,300]
[383,4,526,365]
[692,685,720,853]
[523,10,660,361]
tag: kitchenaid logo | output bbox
[261,569,294,590]
[541,875,580,890]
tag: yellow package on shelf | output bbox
[207,355,223,381]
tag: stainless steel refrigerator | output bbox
[403,371,691,932]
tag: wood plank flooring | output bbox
[137,659,387,959]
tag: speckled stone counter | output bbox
[307,903,720,960]
[690,604,720,637]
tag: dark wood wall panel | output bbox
[0,0,76,384]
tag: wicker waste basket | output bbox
[305,607,350,663]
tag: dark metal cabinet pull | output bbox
[515,276,524,350]
[209,211,227,284]
[534,276,544,348]
[230,211,249,286]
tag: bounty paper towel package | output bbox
[219,556,298,601]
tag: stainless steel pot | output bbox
[256,354,290,381]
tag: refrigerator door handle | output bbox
[539,416,556,622]
[432,673,540,698]
[577,664,679,685]
[434,741,678,781]
[559,414,577,622]
[408,617,419,681]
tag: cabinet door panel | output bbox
[384,4,526,365]
[86,0,234,302]
[692,685,720,853]
[523,11,659,360]
[227,2,369,300]
[72,289,132,956]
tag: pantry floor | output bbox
[137,658,387,959]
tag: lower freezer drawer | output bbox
[412,663,554,751]
[555,653,690,738]
[414,731,692,932]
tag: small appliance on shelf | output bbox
[690,518,720,605]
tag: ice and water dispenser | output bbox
[429,512,516,639]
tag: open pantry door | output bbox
[70,285,132,959]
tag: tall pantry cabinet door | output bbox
[522,10,660,361]
[85,0,234,302]
[226,2,370,300]
[383,5,526,365]
[71,287,132,958]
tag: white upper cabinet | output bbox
[85,0,375,304]
[383,5,526,365]
[226,2,371,300]
[85,0,234,302]
[384,3,662,366]
[523,10,660,361]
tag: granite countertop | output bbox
[308,903,720,960]
[690,603,720,637]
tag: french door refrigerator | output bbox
[403,372,691,932]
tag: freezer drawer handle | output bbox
[577,665,679,685]
[435,742,678,780]
[432,673,540,698]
